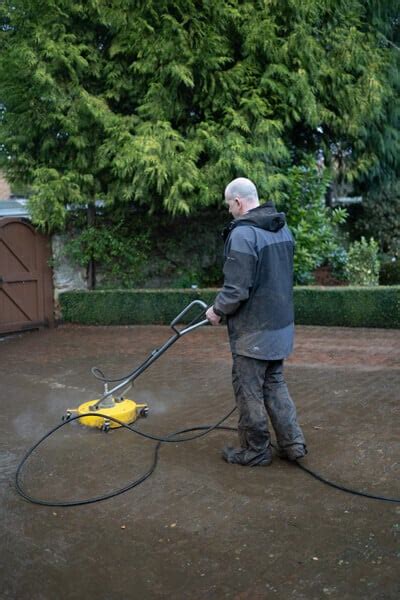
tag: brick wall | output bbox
[0,174,11,199]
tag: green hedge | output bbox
[59,286,400,328]
[59,289,217,326]
[293,286,399,328]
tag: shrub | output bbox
[380,258,400,285]
[345,237,380,286]
[279,164,348,284]
[64,223,150,288]
[60,287,400,329]
[294,286,399,328]
[59,289,218,325]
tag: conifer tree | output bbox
[350,0,400,255]
[0,0,395,230]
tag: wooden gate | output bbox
[0,218,54,334]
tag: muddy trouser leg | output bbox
[263,360,307,458]
[232,354,271,454]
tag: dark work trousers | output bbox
[232,354,306,454]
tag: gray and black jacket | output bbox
[214,202,295,360]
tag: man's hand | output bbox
[206,306,222,326]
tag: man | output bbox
[206,177,307,466]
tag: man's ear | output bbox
[235,197,244,213]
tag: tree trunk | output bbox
[87,202,96,290]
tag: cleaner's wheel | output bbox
[140,407,149,418]
[62,412,72,422]
[101,421,111,433]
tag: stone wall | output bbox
[51,234,87,317]
[0,174,11,199]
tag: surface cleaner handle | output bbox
[170,300,209,335]
[93,300,210,406]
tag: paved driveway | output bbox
[1,324,399,599]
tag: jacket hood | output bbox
[222,202,286,241]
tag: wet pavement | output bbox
[1,324,399,600]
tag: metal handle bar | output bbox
[175,318,209,336]
[170,299,208,335]
[92,300,210,408]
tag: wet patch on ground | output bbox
[1,324,399,599]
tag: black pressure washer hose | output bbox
[15,407,400,507]
[14,301,400,507]
[15,408,237,507]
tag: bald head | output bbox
[224,177,259,218]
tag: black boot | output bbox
[222,446,273,467]
[277,443,307,461]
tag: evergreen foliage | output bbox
[345,236,380,286]
[63,222,150,288]
[379,258,400,286]
[62,206,227,289]
[354,180,400,257]
[293,286,400,327]
[0,0,394,229]
[60,165,346,288]
[59,286,400,328]
[278,163,347,283]
[349,1,400,254]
